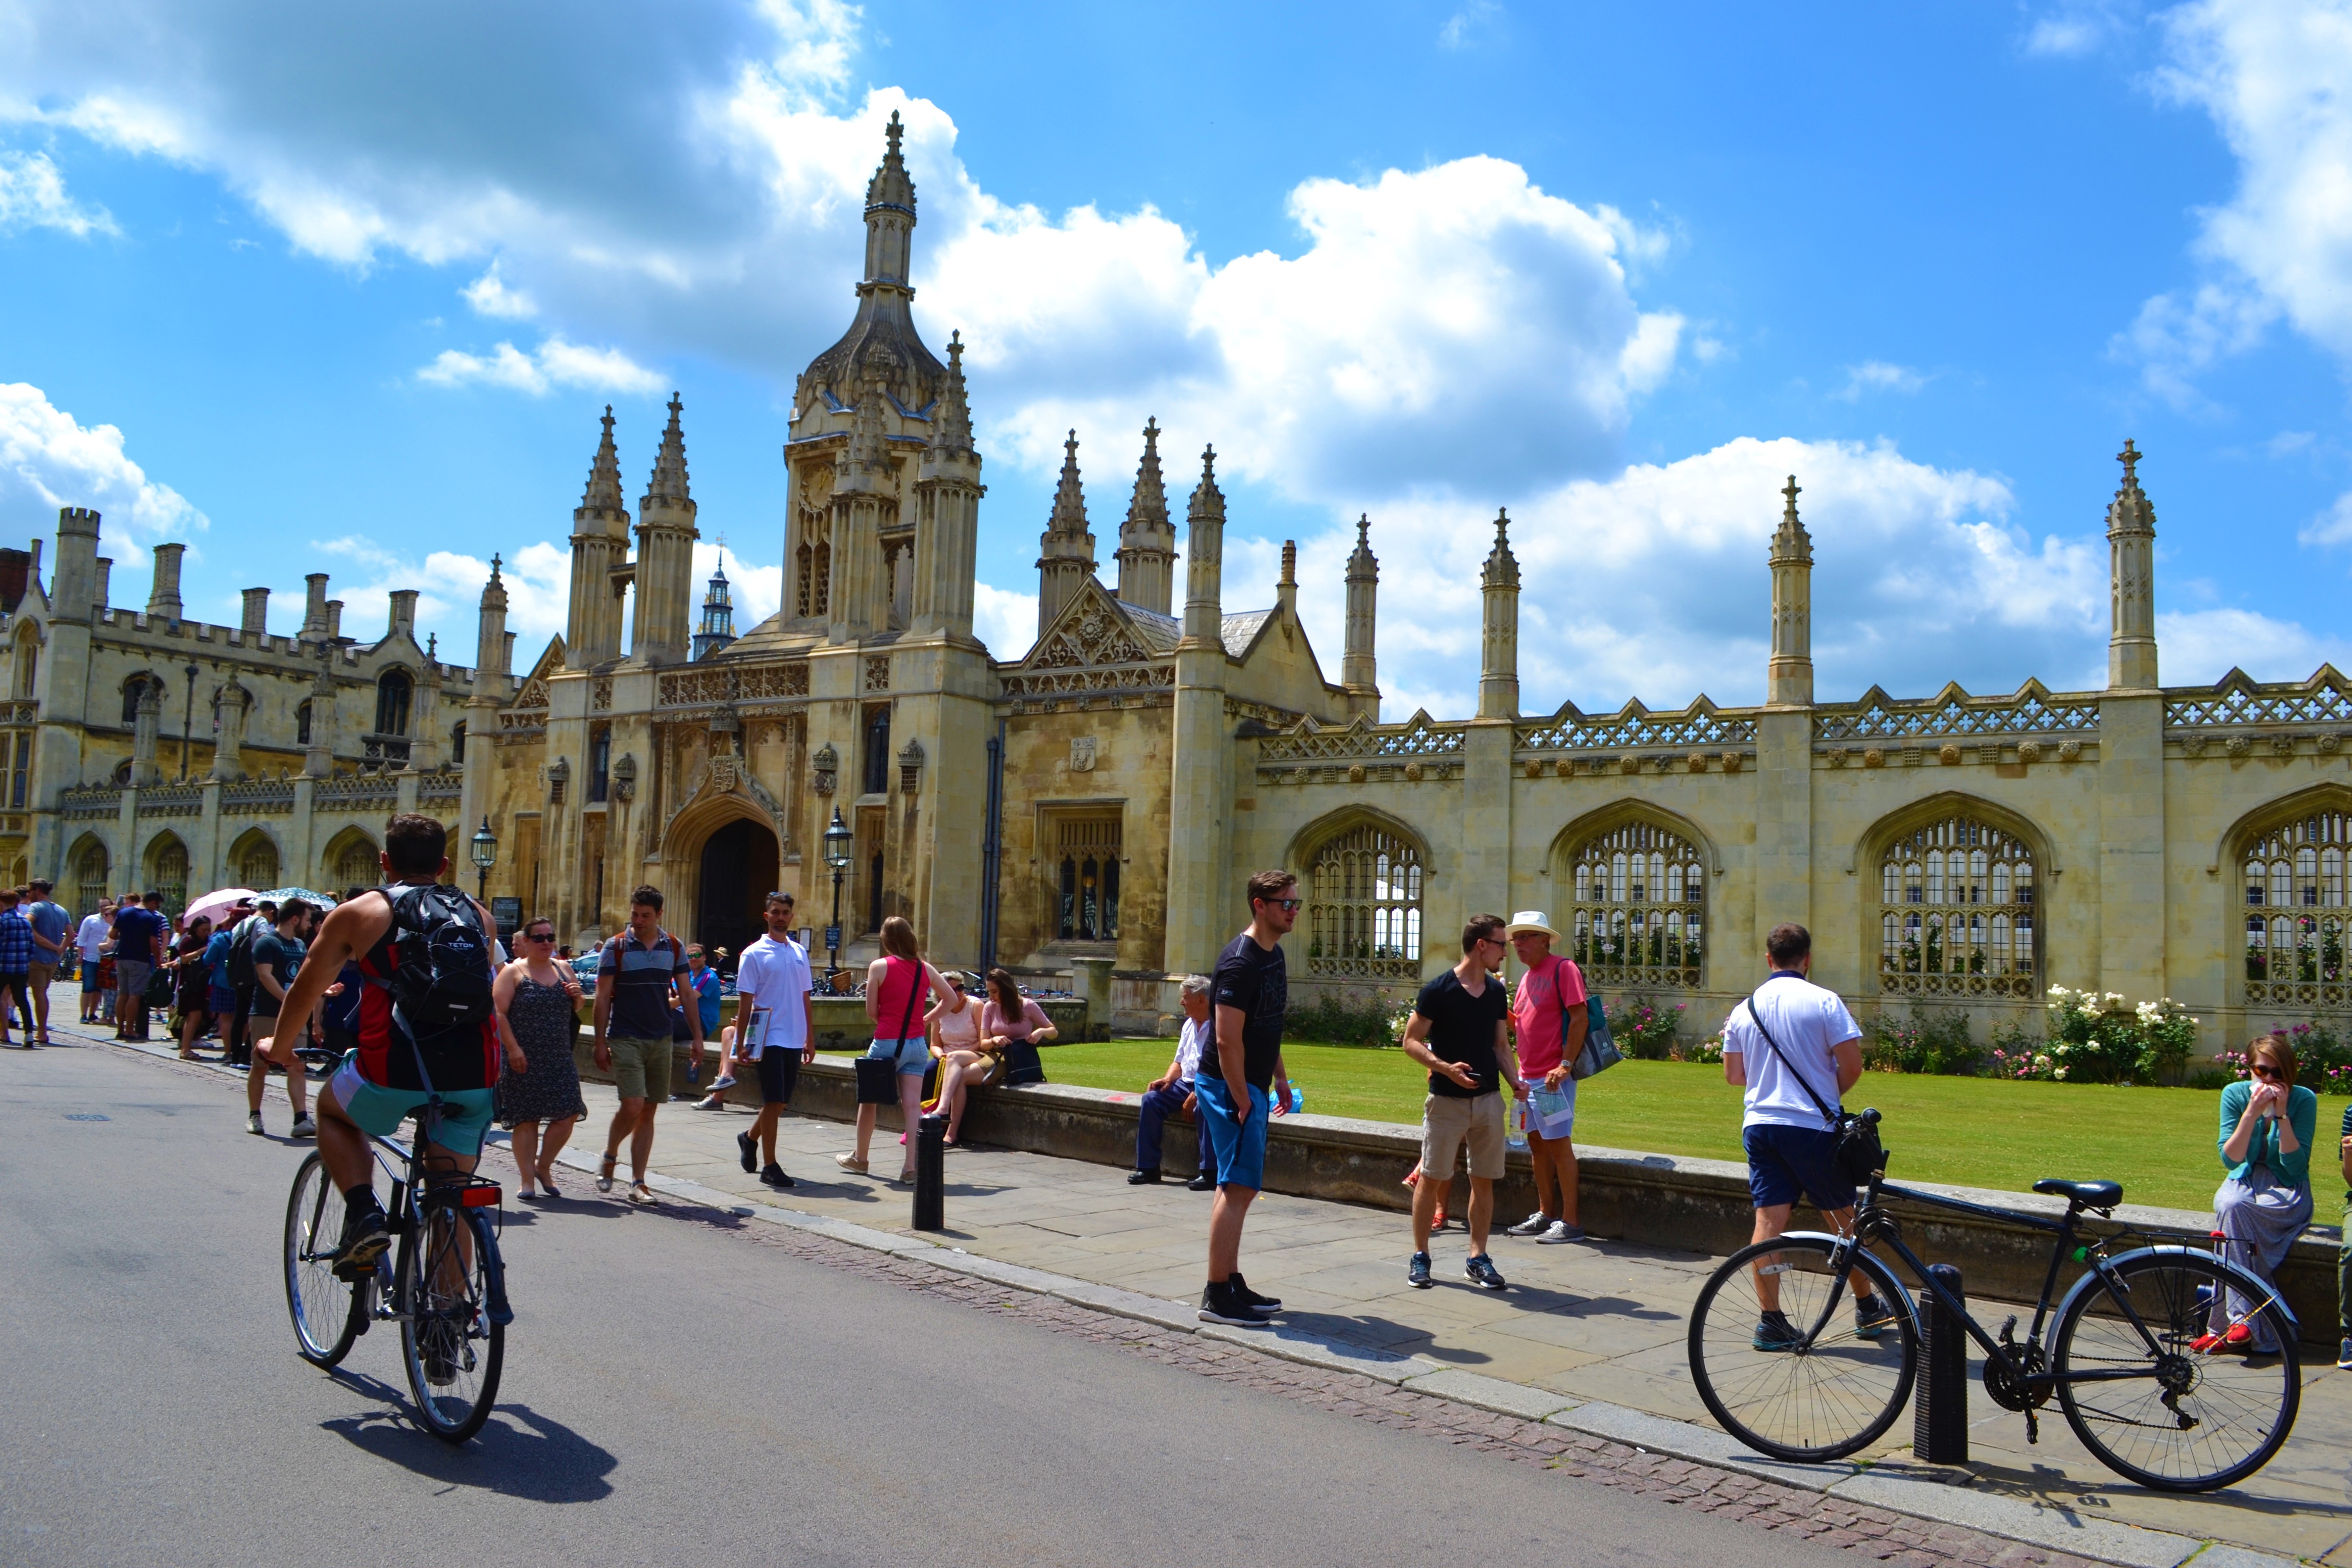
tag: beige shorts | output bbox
[1420,1091,1507,1182]
[607,1036,673,1102]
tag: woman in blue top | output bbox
[2212,1033,2317,1354]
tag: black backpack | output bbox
[225,917,262,989]
[383,884,496,1034]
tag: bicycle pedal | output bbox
[2024,1410,2039,1445]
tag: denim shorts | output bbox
[1743,1122,1855,1212]
[81,962,104,993]
[866,1035,928,1075]
[1195,1072,1269,1192]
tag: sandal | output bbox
[835,1153,870,1174]
[536,1165,561,1198]
[595,1152,618,1193]
[627,1182,658,1207]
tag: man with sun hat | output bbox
[1502,910,1589,1244]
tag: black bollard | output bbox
[1914,1262,1968,1464]
[913,1112,948,1231]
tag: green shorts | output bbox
[326,1056,495,1157]
[607,1035,674,1102]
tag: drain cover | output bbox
[64,1112,110,1122]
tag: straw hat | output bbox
[1503,910,1560,939]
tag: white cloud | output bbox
[307,535,568,656]
[2155,606,2352,682]
[417,336,663,397]
[972,580,1038,661]
[2298,488,2352,547]
[460,261,535,320]
[0,148,115,236]
[2023,0,2135,56]
[690,537,781,631]
[1835,360,1927,400]
[0,382,205,569]
[1439,1,1501,49]
[2113,280,2277,407]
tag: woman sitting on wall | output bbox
[925,971,989,1148]
[2207,1031,2317,1355]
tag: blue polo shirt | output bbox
[600,928,688,1041]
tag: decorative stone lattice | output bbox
[1817,683,2099,743]
[1304,824,1424,981]
[1565,820,1705,992]
[1259,713,1465,765]
[60,785,123,819]
[2167,668,2352,732]
[1877,816,2037,998]
[865,656,891,692]
[314,775,400,809]
[221,779,296,816]
[1517,703,1756,755]
[2242,808,2352,1012]
[658,662,810,708]
[140,783,203,818]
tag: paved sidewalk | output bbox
[41,1005,2352,1565]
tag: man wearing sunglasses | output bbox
[1197,868,1296,1327]
[1399,914,1523,1291]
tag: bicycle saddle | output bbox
[2033,1178,2122,1209]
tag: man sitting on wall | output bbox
[1131,974,1215,1188]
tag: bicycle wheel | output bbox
[2053,1250,2299,1491]
[398,1206,504,1444]
[284,1152,361,1367]
[1689,1234,1919,1461]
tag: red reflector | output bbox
[461,1185,501,1207]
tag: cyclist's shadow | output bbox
[321,1376,616,1502]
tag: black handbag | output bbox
[1739,987,1884,1187]
[999,1038,1045,1087]
[855,961,925,1106]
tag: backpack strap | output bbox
[1740,985,1840,1130]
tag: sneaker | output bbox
[694,1094,725,1111]
[2336,1337,2352,1371]
[1198,1280,1261,1326]
[738,1130,757,1174]
[1753,1310,1804,1352]
[246,1111,264,1136]
[424,1340,459,1387]
[760,1163,794,1190]
[330,1207,393,1282]
[1128,1168,1164,1185]
[1187,1173,1216,1192]
[1407,1251,1434,1289]
[1229,1272,1282,1318]
[1854,1293,1897,1342]
[1536,1221,1587,1244]
[1465,1254,1509,1291]
[290,1114,317,1139]
[710,1073,737,1091]
[1505,1211,1554,1237]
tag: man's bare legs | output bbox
[1207,1184,1257,1281]
[1526,1129,1579,1226]
[246,1031,308,1122]
[1749,1202,1872,1312]
[1412,1171,1494,1252]
[604,1096,656,1185]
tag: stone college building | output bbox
[7,115,2348,1044]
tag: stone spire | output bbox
[693,548,736,661]
[1478,508,1520,720]
[1768,474,1814,707]
[1036,430,1097,636]
[567,406,631,665]
[1277,540,1298,617]
[864,109,915,286]
[1113,417,1176,616]
[1180,447,1225,647]
[1343,513,1379,703]
[476,553,510,678]
[913,330,984,642]
[932,331,973,454]
[2106,438,2159,690]
[631,391,699,664]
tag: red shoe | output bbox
[2189,1332,2226,1354]
[2223,1322,2255,1347]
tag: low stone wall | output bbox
[573,1038,2342,1345]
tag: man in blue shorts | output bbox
[1196,869,1296,1327]
[1721,922,1896,1350]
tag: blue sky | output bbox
[2,0,2349,720]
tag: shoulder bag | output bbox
[999,1000,1048,1087]
[854,959,923,1106]
[1559,961,1621,1081]
[1739,986,1884,1186]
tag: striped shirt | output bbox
[600,927,688,1040]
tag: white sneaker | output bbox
[246,1111,264,1136]
[710,1073,738,1091]
[290,1114,317,1139]
[1537,1221,1588,1244]
[1504,1211,1554,1237]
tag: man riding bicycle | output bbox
[273,813,514,1281]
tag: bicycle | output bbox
[1685,1110,2300,1492]
[283,1104,512,1444]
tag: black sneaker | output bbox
[1854,1293,1898,1342]
[1186,1173,1216,1191]
[1229,1272,1281,1318]
[423,1335,459,1387]
[1754,1310,1804,1352]
[1465,1254,1508,1291]
[1198,1280,1261,1326]
[330,1206,393,1282]
[760,1163,794,1190]
[2338,1337,2352,1371]
[1407,1251,1433,1288]
[1128,1168,1163,1185]
[737,1130,757,1174]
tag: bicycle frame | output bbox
[356,1104,510,1329]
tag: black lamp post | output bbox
[822,805,853,982]
[470,816,498,908]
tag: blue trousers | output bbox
[1137,1080,1213,1174]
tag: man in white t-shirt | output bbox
[1720,922,1895,1351]
[729,891,816,1190]
[76,903,113,1023]
[1131,973,1216,1188]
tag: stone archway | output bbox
[697,817,779,964]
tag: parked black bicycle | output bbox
[1685,1110,2300,1492]
[282,1104,511,1444]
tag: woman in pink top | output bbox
[837,916,956,1183]
[926,972,988,1147]
[979,968,1058,1051]
[1504,911,1589,1243]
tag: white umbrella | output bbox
[182,887,258,930]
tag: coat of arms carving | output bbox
[1070,737,1097,773]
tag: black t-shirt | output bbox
[249,929,304,1017]
[112,906,163,964]
[1211,932,1287,1089]
[1415,968,1508,1098]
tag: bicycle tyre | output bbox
[284,1152,361,1367]
[1689,1233,1919,1462]
[2053,1250,2299,1492]
[399,1207,504,1444]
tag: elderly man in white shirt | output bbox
[1131,974,1217,1189]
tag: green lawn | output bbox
[1044,1041,2315,1213]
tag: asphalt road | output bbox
[2,1043,1846,1567]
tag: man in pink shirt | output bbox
[1504,911,1588,1243]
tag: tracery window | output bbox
[863,708,891,797]
[2242,810,2352,1010]
[297,700,313,747]
[1875,814,2037,997]
[148,837,189,915]
[121,673,157,726]
[796,533,831,619]
[588,727,611,804]
[1566,819,1705,990]
[375,670,412,737]
[74,840,109,914]
[331,836,378,892]
[236,835,280,892]
[1305,823,1425,980]
[1052,816,1122,942]
[5,730,29,808]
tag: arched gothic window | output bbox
[13,629,37,700]
[332,835,379,892]
[121,673,157,726]
[235,834,280,892]
[148,836,189,915]
[374,669,412,737]
[588,727,611,804]
[1565,818,1706,990]
[1305,822,1426,979]
[1875,814,2038,997]
[1052,816,1123,942]
[2241,808,2352,1010]
[451,722,466,765]
[863,708,891,797]
[73,839,109,915]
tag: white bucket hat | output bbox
[1503,910,1560,940]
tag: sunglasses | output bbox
[1266,898,1303,912]
[2250,1063,2281,1079]
[524,931,556,943]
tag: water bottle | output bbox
[1506,1095,1529,1152]
[1288,1083,1304,1114]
